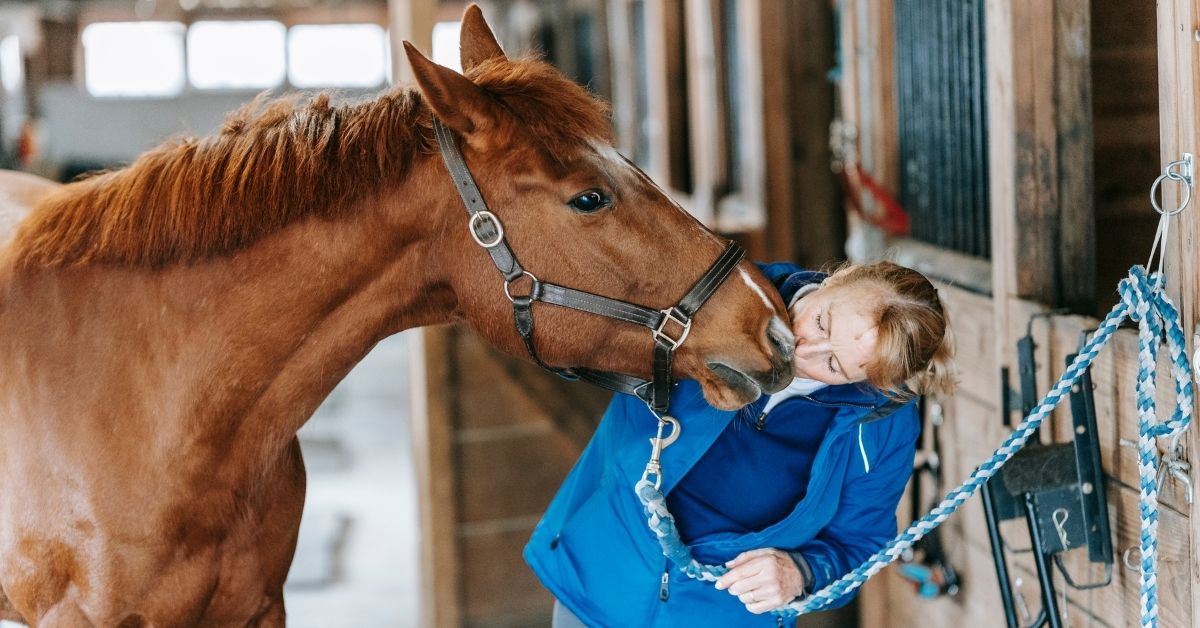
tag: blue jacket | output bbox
[524,263,921,627]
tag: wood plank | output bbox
[892,240,993,296]
[643,0,684,194]
[1093,0,1159,47]
[459,525,553,627]
[606,0,639,162]
[872,0,898,196]
[387,0,435,86]
[683,0,720,226]
[1054,0,1096,311]
[777,0,839,266]
[1036,483,1191,627]
[714,0,767,234]
[410,326,463,628]
[1033,314,1191,515]
[933,284,998,405]
[986,0,1019,396]
[454,333,606,451]
[1010,0,1059,305]
[455,431,581,524]
[1153,2,1200,626]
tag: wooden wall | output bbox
[857,1,1200,627]
[411,326,611,628]
[406,0,1200,626]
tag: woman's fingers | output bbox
[714,548,807,613]
[725,547,775,569]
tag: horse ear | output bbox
[403,41,496,138]
[460,4,506,72]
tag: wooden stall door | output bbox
[1157,1,1200,626]
[411,325,611,628]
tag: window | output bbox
[431,21,462,73]
[187,21,285,90]
[1,35,22,94]
[82,21,185,97]
[287,24,388,88]
[894,0,990,259]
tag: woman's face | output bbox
[788,283,881,385]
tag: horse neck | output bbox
[8,155,464,470]
[178,157,461,432]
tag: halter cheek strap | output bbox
[432,117,744,413]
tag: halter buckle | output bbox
[654,307,692,350]
[469,211,505,248]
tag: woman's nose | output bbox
[794,336,826,360]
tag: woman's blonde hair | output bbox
[823,261,957,398]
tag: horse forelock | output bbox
[11,87,431,269]
[469,56,613,164]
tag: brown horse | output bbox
[0,6,791,626]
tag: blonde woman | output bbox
[526,260,957,627]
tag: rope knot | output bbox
[1117,266,1162,326]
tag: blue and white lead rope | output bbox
[635,265,1193,627]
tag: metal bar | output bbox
[1023,494,1064,628]
[983,481,1020,628]
[1066,353,1115,567]
[975,0,990,259]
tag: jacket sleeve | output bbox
[790,405,920,608]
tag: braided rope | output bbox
[635,266,1192,627]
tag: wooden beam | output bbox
[989,0,1095,311]
[388,0,437,86]
[606,0,639,163]
[683,0,719,226]
[1155,2,1199,626]
[1054,0,1096,311]
[408,326,462,628]
[782,0,840,267]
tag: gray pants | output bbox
[552,600,589,628]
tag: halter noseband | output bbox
[432,118,745,414]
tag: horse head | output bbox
[404,5,792,410]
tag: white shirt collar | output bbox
[762,377,828,413]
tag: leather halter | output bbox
[432,118,745,414]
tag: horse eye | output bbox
[567,190,611,213]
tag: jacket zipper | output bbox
[659,568,670,601]
[756,393,875,433]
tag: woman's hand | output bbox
[714,548,805,614]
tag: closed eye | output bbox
[827,355,838,374]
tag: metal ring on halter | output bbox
[469,211,505,248]
[1150,170,1192,217]
[504,271,540,302]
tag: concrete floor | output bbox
[286,331,423,627]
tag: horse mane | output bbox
[11,55,611,269]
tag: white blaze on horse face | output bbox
[734,266,772,312]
